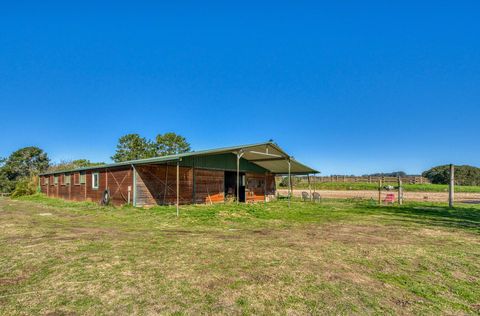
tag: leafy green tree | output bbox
[111,134,155,162]
[154,132,191,156]
[0,147,50,193]
[2,147,50,180]
[0,158,13,193]
[422,165,480,186]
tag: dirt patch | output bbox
[0,275,27,285]
[280,189,480,203]
[471,304,480,311]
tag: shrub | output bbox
[11,177,37,198]
[422,165,480,186]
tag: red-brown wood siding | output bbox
[40,165,276,207]
[135,165,194,206]
[193,168,224,204]
[39,166,133,206]
[245,173,276,202]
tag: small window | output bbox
[74,173,80,185]
[54,175,58,185]
[92,172,99,189]
[64,174,71,185]
[79,171,86,184]
[44,177,49,185]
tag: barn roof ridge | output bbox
[40,141,318,175]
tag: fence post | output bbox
[378,178,382,205]
[398,176,403,205]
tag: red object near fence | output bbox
[383,193,395,204]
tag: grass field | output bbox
[1,194,480,314]
[284,181,480,193]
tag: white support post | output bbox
[236,153,240,204]
[264,172,267,204]
[288,159,291,207]
[236,150,244,204]
[449,164,454,208]
[308,174,312,201]
[132,165,137,207]
[176,161,180,217]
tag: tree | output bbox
[154,132,191,156]
[1,147,50,180]
[0,147,50,192]
[422,165,480,186]
[48,159,105,172]
[0,157,13,192]
[111,134,155,162]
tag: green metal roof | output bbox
[39,141,319,176]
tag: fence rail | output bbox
[310,176,430,184]
[277,176,431,185]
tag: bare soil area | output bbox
[279,189,480,203]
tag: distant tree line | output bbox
[0,132,191,196]
[361,171,408,177]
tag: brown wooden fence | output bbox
[310,176,430,184]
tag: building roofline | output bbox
[39,141,319,175]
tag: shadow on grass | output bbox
[362,203,480,233]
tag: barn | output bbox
[38,142,317,207]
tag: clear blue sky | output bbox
[1,1,479,175]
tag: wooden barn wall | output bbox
[135,165,193,206]
[39,166,133,206]
[245,173,276,202]
[135,165,274,206]
[245,173,266,202]
[70,173,85,201]
[39,163,277,207]
[135,165,224,206]
[105,167,133,205]
[193,169,224,204]
[266,174,276,195]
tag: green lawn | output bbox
[1,194,479,314]
[285,181,480,193]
